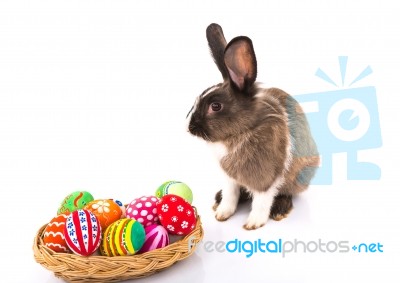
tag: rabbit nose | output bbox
[188,121,198,135]
[192,112,202,123]
[188,115,202,133]
[189,116,198,129]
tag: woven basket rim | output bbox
[33,210,204,283]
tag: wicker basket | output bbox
[33,212,204,283]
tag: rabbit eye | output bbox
[210,102,222,112]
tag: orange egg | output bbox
[84,199,122,230]
[43,214,70,253]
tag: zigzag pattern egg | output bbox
[43,214,70,253]
[64,210,101,256]
[139,224,169,253]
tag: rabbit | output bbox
[187,23,320,230]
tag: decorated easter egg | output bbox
[43,214,70,253]
[155,181,193,204]
[156,195,196,235]
[113,199,126,217]
[100,218,145,256]
[84,199,122,230]
[139,224,169,253]
[99,223,112,256]
[57,191,94,215]
[64,209,101,256]
[126,196,159,227]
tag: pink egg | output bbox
[126,196,159,227]
[139,224,170,253]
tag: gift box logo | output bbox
[294,56,382,185]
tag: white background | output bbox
[1,1,399,282]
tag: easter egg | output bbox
[126,196,159,227]
[100,218,145,256]
[139,224,169,253]
[156,195,196,235]
[84,199,122,230]
[64,209,101,256]
[43,214,70,253]
[155,181,193,204]
[99,224,112,256]
[113,199,126,217]
[57,191,94,215]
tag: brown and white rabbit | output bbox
[187,23,320,230]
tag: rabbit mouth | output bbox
[188,124,211,141]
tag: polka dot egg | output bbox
[126,196,159,227]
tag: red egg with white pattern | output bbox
[156,195,196,236]
[64,209,102,256]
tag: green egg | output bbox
[57,191,94,215]
[155,181,193,204]
[155,181,171,198]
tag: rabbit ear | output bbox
[206,23,229,80]
[224,36,257,91]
